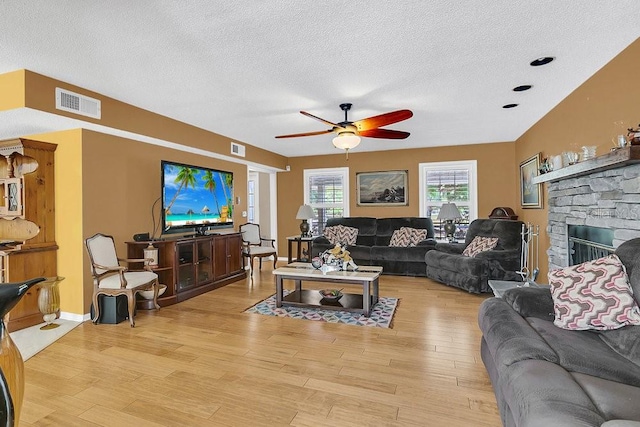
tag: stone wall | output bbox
[547,163,640,271]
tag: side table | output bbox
[488,279,550,298]
[287,236,314,264]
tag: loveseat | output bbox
[479,238,640,427]
[311,217,436,276]
[425,218,524,293]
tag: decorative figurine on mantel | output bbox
[628,123,640,145]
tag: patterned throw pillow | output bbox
[389,228,412,247]
[462,236,498,257]
[389,227,429,247]
[323,225,358,245]
[548,254,640,331]
[409,228,428,246]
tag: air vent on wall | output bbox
[231,142,245,157]
[55,87,101,119]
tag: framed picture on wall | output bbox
[520,153,542,209]
[356,170,408,206]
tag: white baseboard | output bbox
[60,311,90,322]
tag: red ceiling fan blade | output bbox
[358,128,410,139]
[300,111,340,127]
[275,129,333,139]
[353,110,413,132]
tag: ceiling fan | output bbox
[275,103,413,157]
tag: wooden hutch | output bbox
[0,138,57,332]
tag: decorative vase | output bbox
[0,277,45,426]
[37,276,65,330]
[220,206,229,222]
[311,257,322,269]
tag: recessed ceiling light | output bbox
[502,104,519,109]
[530,57,555,66]
[513,85,532,92]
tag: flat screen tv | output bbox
[161,160,234,235]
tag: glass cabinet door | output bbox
[0,178,23,217]
[196,239,212,285]
[176,242,195,291]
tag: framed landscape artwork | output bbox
[356,170,408,206]
[520,153,542,209]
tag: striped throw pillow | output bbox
[408,228,428,246]
[324,225,358,246]
[389,228,412,247]
[462,236,498,257]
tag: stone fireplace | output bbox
[546,161,640,271]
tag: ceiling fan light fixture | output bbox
[332,132,361,150]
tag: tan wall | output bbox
[0,70,25,111]
[79,130,248,313]
[277,142,518,255]
[26,129,84,315]
[515,37,640,280]
[29,128,248,315]
[18,70,287,170]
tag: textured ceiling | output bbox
[0,1,639,158]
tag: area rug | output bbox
[244,291,398,328]
[10,319,81,361]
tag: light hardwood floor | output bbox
[20,266,501,426]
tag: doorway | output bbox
[247,169,277,246]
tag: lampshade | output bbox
[332,133,361,150]
[296,204,315,220]
[437,202,462,221]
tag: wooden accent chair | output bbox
[239,223,277,275]
[85,233,159,327]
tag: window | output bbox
[247,177,256,223]
[419,160,477,240]
[304,167,349,236]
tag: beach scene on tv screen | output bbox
[163,163,233,228]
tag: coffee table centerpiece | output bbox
[314,243,358,272]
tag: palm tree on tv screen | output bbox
[203,170,221,216]
[165,166,197,214]
[217,172,234,217]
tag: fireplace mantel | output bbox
[543,153,640,270]
[532,146,640,184]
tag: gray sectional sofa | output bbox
[311,217,436,276]
[479,238,640,427]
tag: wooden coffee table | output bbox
[273,262,383,316]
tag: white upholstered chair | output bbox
[85,233,159,327]
[239,223,277,275]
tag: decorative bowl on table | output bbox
[319,289,343,301]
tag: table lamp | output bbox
[296,204,315,237]
[438,202,462,242]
